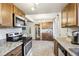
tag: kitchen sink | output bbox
[69,48,79,56]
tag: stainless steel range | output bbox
[6,33,32,56]
[6,32,23,42]
[22,37,32,56]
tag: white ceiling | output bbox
[14,3,67,22]
[14,3,67,15]
[26,13,57,22]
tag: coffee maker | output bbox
[71,31,79,45]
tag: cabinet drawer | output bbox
[5,45,22,56]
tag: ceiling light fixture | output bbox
[31,7,35,11]
[31,3,39,11]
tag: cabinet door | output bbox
[1,3,13,27]
[54,40,59,56]
[67,3,77,27]
[5,45,22,56]
[61,6,68,27]
[0,4,2,25]
[14,6,25,17]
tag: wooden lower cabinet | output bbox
[54,40,59,56]
[58,48,65,56]
[58,45,67,56]
[54,39,71,56]
[5,45,22,56]
[42,33,53,41]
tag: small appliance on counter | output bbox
[6,32,23,42]
[71,31,79,45]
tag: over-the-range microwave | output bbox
[13,13,26,27]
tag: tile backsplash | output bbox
[0,39,6,46]
[0,28,22,40]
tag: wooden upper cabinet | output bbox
[0,3,13,27]
[0,4,2,25]
[61,3,78,28]
[2,3,13,27]
[61,6,68,27]
[14,6,25,17]
[67,3,77,27]
[40,22,53,29]
[0,3,25,27]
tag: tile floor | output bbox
[32,40,54,56]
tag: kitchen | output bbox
[0,3,79,56]
[0,3,32,56]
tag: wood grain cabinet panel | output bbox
[61,6,68,27]
[5,45,22,56]
[14,6,25,17]
[1,3,13,27]
[61,3,78,27]
[41,22,53,29]
[0,3,13,27]
[54,40,59,56]
[0,3,25,27]
[0,4,2,25]
[67,3,77,27]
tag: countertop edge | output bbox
[54,37,79,56]
[0,42,23,56]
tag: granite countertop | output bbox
[55,37,79,56]
[0,41,23,56]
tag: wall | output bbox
[26,21,36,39]
[26,22,32,37]
[53,15,61,38]
[53,12,78,40]
[31,24,35,39]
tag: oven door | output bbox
[13,14,26,27]
[24,40,32,56]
